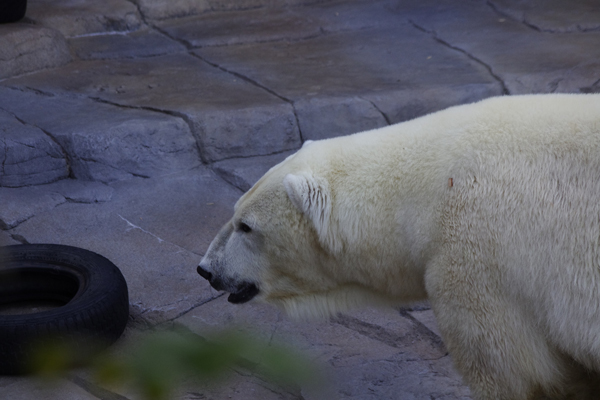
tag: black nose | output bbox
[197,265,213,281]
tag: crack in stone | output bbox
[581,78,600,93]
[117,213,203,256]
[150,21,301,136]
[2,84,57,98]
[87,95,206,164]
[69,375,132,400]
[110,17,304,160]
[186,52,306,149]
[62,196,106,205]
[208,148,299,193]
[397,309,447,352]
[0,105,75,180]
[1,213,32,231]
[10,234,29,244]
[191,52,293,102]
[128,292,226,329]
[118,214,167,244]
[548,77,563,93]
[160,292,227,324]
[408,19,510,95]
[122,0,198,48]
[360,97,391,125]
[210,170,247,193]
[573,25,600,33]
[123,0,147,21]
[2,84,75,99]
[139,296,195,315]
[334,312,447,355]
[290,104,306,144]
[21,85,56,97]
[486,1,542,33]
[333,314,408,349]
[486,1,600,34]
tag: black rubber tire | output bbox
[0,244,129,375]
[0,0,27,23]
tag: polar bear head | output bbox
[197,138,430,318]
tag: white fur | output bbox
[200,94,600,399]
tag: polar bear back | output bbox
[425,95,600,372]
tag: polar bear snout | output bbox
[197,264,260,304]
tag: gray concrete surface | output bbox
[0,0,599,398]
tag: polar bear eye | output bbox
[239,222,252,233]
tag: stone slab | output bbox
[1,54,302,162]
[156,7,322,47]
[26,0,142,38]
[0,86,201,182]
[156,0,412,48]
[0,23,71,80]
[294,96,388,140]
[212,151,295,192]
[195,23,501,137]
[68,28,186,60]
[196,23,498,100]
[490,0,600,33]
[401,0,600,94]
[0,179,113,230]
[0,108,68,188]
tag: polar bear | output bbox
[198,94,600,400]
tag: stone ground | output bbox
[1,0,599,398]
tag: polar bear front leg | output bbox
[425,258,566,400]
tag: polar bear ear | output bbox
[283,173,338,253]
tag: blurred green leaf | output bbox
[34,327,322,400]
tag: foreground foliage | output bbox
[34,328,320,400]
